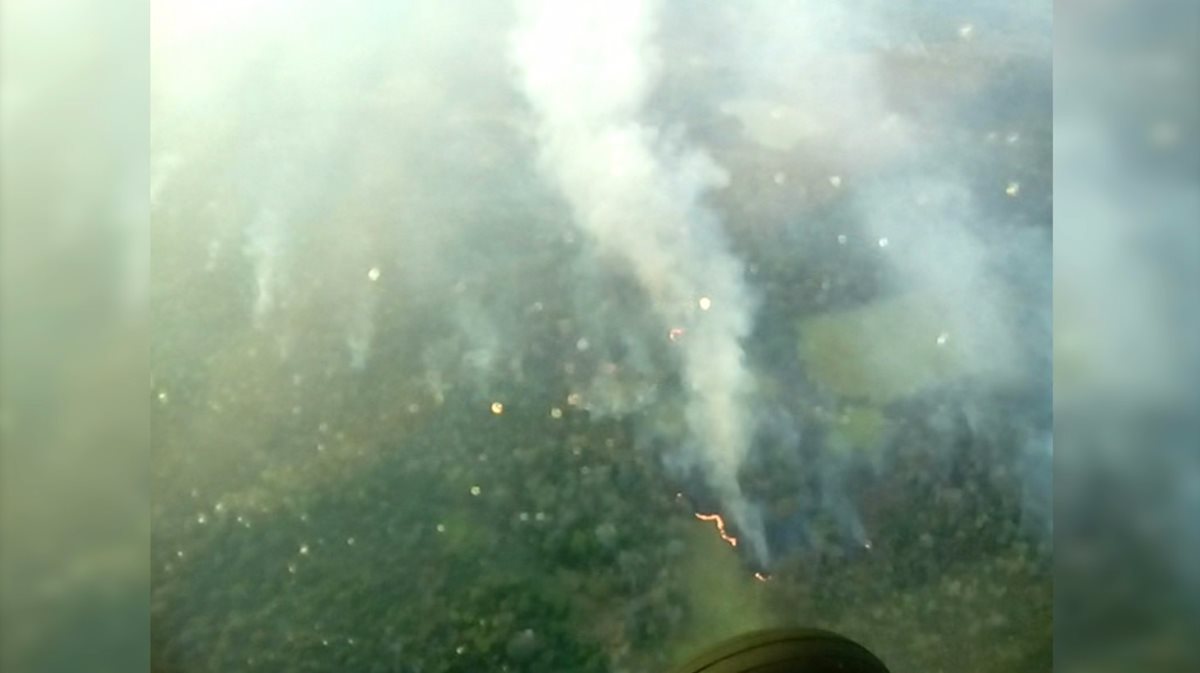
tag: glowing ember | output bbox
[668,327,685,342]
[695,512,738,547]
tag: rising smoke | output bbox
[511,0,769,561]
[151,0,1052,566]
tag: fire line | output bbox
[694,512,738,547]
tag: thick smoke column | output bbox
[511,0,767,561]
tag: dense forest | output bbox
[150,2,1051,671]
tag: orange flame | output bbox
[695,512,738,547]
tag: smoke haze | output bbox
[149,1,1053,669]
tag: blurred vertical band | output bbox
[1055,0,1200,671]
[0,1,148,672]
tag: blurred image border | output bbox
[1,1,149,672]
[1054,0,1200,671]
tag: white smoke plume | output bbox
[511,0,768,561]
[246,207,285,327]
